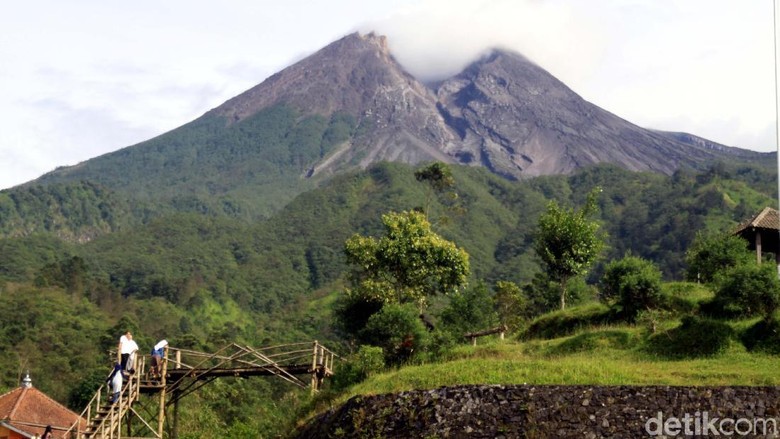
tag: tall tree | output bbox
[413,162,461,223]
[344,210,470,308]
[534,188,604,310]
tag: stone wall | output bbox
[293,385,780,438]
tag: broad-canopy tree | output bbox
[685,232,753,284]
[534,188,604,310]
[344,210,470,307]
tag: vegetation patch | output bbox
[643,316,734,359]
[522,302,616,340]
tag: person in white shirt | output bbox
[118,331,139,375]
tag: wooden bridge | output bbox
[63,341,338,439]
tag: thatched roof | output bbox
[734,207,779,234]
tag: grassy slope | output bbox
[320,284,779,414]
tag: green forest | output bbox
[0,157,777,437]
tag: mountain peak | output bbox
[210,31,402,123]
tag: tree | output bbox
[534,188,604,310]
[600,255,663,321]
[494,280,526,330]
[414,162,460,222]
[439,282,498,336]
[344,210,470,307]
[685,232,753,284]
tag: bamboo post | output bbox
[310,341,319,394]
[175,349,182,369]
[157,345,169,438]
[172,389,181,439]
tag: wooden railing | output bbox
[63,356,147,438]
[62,341,338,438]
[464,324,509,346]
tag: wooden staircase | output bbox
[64,357,157,439]
[62,341,338,438]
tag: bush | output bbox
[714,263,780,318]
[359,303,431,365]
[522,302,616,340]
[331,345,385,390]
[600,255,663,321]
[644,316,733,359]
[548,328,636,355]
[741,317,780,354]
[660,282,713,315]
[685,232,752,284]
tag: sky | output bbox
[0,0,775,190]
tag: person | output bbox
[149,339,168,379]
[41,425,53,439]
[106,363,123,403]
[118,331,139,375]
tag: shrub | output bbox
[660,282,713,315]
[741,317,780,354]
[548,328,636,355]
[715,263,780,318]
[600,255,663,321]
[522,302,616,340]
[331,345,385,390]
[359,303,431,365]
[644,316,733,359]
[685,232,752,284]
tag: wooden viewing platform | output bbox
[64,341,338,439]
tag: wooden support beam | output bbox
[464,324,509,346]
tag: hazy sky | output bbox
[0,0,775,190]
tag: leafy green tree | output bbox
[600,255,663,321]
[715,263,780,319]
[534,188,604,310]
[414,162,460,222]
[439,282,498,336]
[344,210,470,307]
[494,280,526,330]
[685,232,753,283]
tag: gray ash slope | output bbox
[34,32,764,194]
[212,32,761,179]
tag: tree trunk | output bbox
[560,278,567,310]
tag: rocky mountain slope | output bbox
[25,32,765,218]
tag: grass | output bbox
[297,299,780,430]
[343,338,779,401]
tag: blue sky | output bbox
[0,0,774,189]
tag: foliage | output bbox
[685,232,753,283]
[534,187,604,309]
[600,255,663,321]
[344,210,470,306]
[438,282,499,337]
[644,316,734,359]
[359,303,431,365]
[0,159,777,436]
[331,345,385,390]
[741,317,780,354]
[660,282,714,315]
[493,281,526,330]
[522,302,616,340]
[714,263,780,318]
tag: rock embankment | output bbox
[293,384,780,438]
